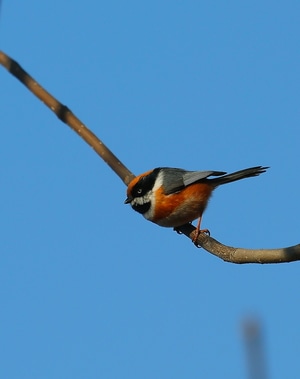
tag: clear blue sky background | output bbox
[1,1,299,378]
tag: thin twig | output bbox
[0,51,135,185]
[1,50,299,263]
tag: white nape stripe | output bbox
[142,170,164,221]
[152,170,164,191]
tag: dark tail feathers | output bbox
[210,166,269,186]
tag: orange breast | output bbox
[152,182,214,227]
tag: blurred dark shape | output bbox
[242,317,269,379]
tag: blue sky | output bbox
[1,1,299,378]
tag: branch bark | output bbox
[0,51,135,186]
[1,50,299,263]
[178,224,300,264]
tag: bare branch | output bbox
[0,51,135,185]
[178,223,300,263]
[1,50,299,264]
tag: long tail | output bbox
[209,166,269,186]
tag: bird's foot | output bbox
[192,228,210,247]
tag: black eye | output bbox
[131,169,160,198]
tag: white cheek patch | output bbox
[131,192,152,206]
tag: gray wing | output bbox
[182,170,226,186]
[161,168,227,195]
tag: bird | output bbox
[125,166,268,242]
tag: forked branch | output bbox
[1,50,299,264]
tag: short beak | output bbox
[124,196,132,204]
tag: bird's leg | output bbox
[192,216,210,244]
